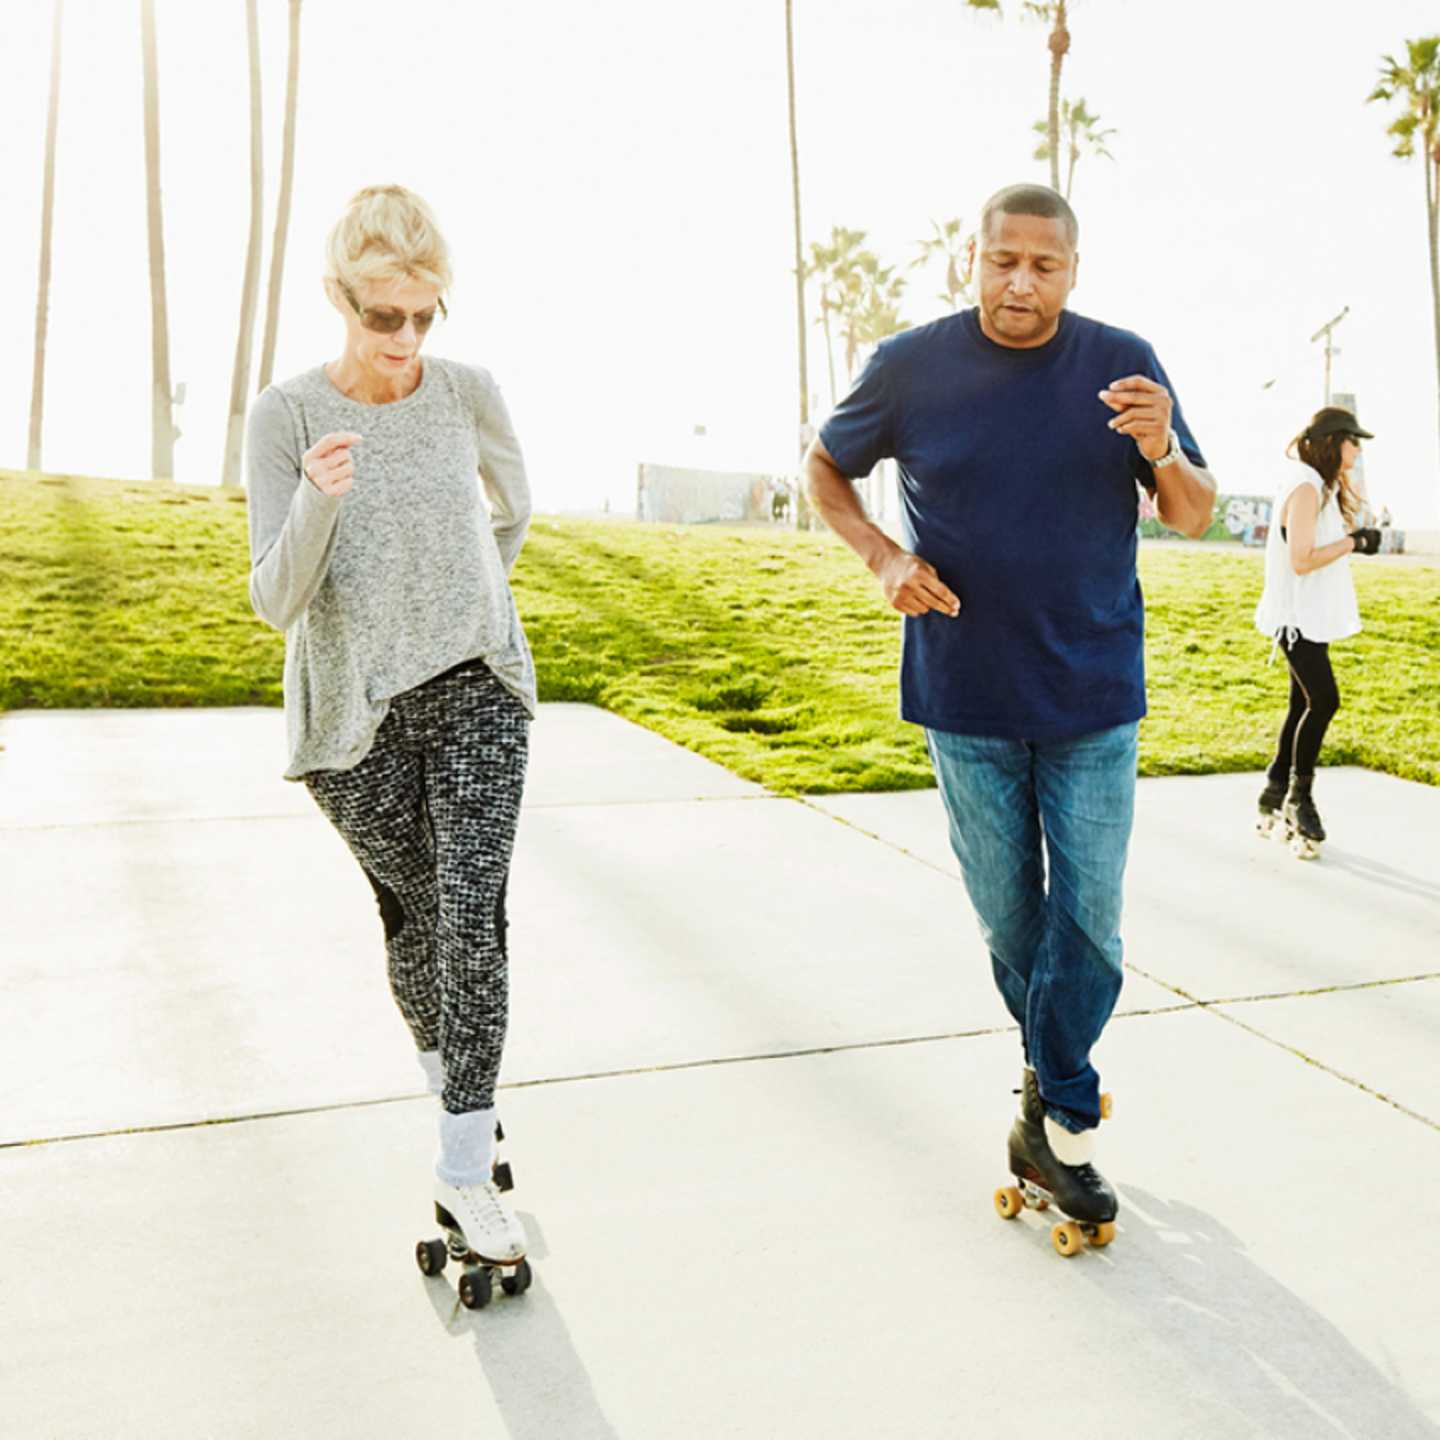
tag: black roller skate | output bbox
[1282,771,1325,861]
[1255,775,1288,839]
[996,1068,1117,1257]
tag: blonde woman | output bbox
[1253,406,1381,859]
[246,185,534,1300]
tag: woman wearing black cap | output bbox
[1253,406,1381,859]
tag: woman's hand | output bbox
[303,432,363,497]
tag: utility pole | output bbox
[1309,305,1349,405]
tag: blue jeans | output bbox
[926,722,1138,1133]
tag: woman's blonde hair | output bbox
[323,184,453,299]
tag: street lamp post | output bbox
[1309,305,1349,405]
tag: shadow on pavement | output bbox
[1079,1184,1440,1439]
[1319,848,1440,905]
[419,1212,621,1440]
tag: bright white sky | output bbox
[3,0,1439,524]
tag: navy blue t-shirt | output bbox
[819,307,1205,742]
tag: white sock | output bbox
[1044,1116,1096,1167]
[436,1106,497,1187]
[417,1049,444,1097]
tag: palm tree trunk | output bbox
[141,0,175,479]
[1427,135,1440,471]
[257,0,301,394]
[785,0,810,494]
[27,0,63,472]
[1046,2,1069,194]
[223,0,264,489]
[1066,141,1078,202]
[820,295,837,408]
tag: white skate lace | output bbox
[457,1181,513,1233]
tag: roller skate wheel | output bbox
[501,1258,533,1296]
[492,1160,514,1193]
[459,1268,493,1309]
[1256,815,1275,837]
[1088,1221,1116,1247]
[1099,1092,1114,1121]
[416,1238,448,1276]
[994,1186,1025,1220]
[1051,1221,1084,1257]
[1291,837,1318,860]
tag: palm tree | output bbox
[1032,97,1115,200]
[911,217,975,312]
[28,0,63,472]
[806,225,866,406]
[962,0,1071,193]
[223,0,265,489]
[1369,36,1440,463]
[257,0,302,394]
[836,251,907,384]
[141,0,176,479]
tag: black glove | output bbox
[1349,528,1381,555]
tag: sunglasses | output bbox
[342,284,446,336]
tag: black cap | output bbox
[1306,406,1374,441]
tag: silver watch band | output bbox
[1150,429,1182,470]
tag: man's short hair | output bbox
[979,184,1078,250]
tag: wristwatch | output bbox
[1150,429,1183,470]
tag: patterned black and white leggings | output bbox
[304,661,529,1115]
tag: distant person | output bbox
[804,183,1216,1254]
[1253,407,1380,859]
[772,479,792,524]
[1379,504,1392,529]
[246,184,535,1294]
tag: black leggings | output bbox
[1268,634,1339,781]
[304,661,529,1115]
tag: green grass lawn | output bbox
[3,468,1436,793]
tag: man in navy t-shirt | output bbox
[806,184,1215,1232]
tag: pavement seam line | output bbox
[1201,973,1440,1005]
[1124,961,1440,1133]
[802,799,1439,1130]
[2,1002,1204,1152]
[792,798,1433,1009]
[0,793,779,833]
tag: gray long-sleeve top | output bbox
[246,357,536,779]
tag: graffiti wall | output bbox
[1139,492,1273,546]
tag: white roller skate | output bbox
[415,1110,532,1309]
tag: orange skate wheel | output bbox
[1089,1221,1116,1247]
[1051,1221,1083,1257]
[1099,1092,1114,1121]
[994,1186,1024,1220]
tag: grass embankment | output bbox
[2,468,1436,793]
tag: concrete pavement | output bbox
[2,705,1437,1439]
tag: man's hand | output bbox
[877,549,961,618]
[1099,376,1174,462]
[303,431,363,497]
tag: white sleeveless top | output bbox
[1253,469,1361,644]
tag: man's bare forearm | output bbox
[802,442,901,576]
[1153,459,1217,539]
